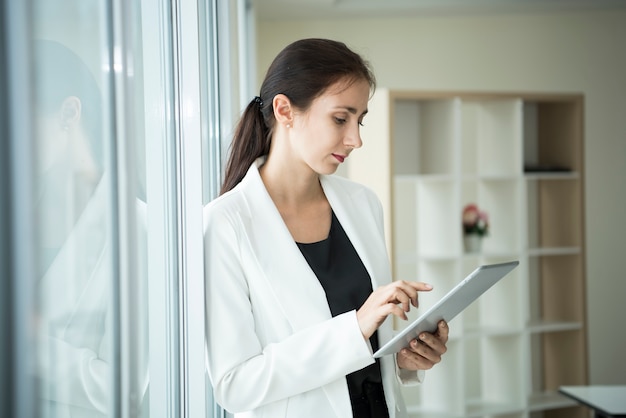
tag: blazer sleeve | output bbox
[203,202,375,413]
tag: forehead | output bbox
[313,78,370,110]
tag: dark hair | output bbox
[219,38,376,195]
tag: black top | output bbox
[297,211,389,418]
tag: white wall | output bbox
[256,10,626,385]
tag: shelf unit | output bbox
[347,90,587,418]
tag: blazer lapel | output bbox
[321,175,391,295]
[321,175,396,368]
[240,161,332,332]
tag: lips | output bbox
[332,154,346,163]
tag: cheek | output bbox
[296,117,343,157]
[36,116,64,142]
[35,117,68,167]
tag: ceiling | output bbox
[254,0,626,20]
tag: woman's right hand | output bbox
[356,281,433,340]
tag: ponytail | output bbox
[220,96,270,195]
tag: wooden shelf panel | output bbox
[526,320,583,333]
[527,247,581,257]
[524,171,580,180]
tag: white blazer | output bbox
[204,159,420,418]
[38,177,149,418]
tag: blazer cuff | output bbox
[394,354,425,386]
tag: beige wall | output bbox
[256,10,626,385]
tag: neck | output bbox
[259,156,325,210]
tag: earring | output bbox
[286,123,291,128]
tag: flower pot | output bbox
[463,235,483,253]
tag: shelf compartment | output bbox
[393,177,419,260]
[407,335,528,418]
[478,335,526,407]
[526,179,583,249]
[475,179,523,254]
[402,339,465,417]
[415,180,460,258]
[540,256,585,323]
[393,98,460,176]
[527,255,585,325]
[529,331,588,418]
[529,331,587,397]
[523,100,583,174]
[462,99,523,177]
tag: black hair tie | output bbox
[254,96,263,107]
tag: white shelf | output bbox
[408,401,525,418]
[408,393,578,418]
[461,325,523,338]
[526,320,583,333]
[527,246,580,257]
[351,89,587,418]
[396,174,454,183]
[527,391,578,411]
[525,171,580,180]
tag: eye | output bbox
[334,117,346,125]
[358,121,365,127]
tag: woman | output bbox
[204,38,448,418]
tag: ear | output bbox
[60,96,82,129]
[272,94,293,126]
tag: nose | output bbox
[344,123,363,149]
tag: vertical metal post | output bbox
[172,0,207,415]
[0,2,15,417]
[141,0,182,416]
[106,0,141,416]
[4,1,37,418]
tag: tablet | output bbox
[373,260,519,358]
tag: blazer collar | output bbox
[240,160,331,331]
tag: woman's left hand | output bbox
[396,320,449,371]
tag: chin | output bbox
[318,164,339,176]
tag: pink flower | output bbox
[462,204,479,226]
[462,203,489,236]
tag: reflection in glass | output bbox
[33,38,112,417]
[29,0,153,411]
[30,15,152,416]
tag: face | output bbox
[36,107,71,173]
[290,78,370,175]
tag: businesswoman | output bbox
[204,38,449,418]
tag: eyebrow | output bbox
[335,106,369,116]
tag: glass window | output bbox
[30,1,122,417]
[3,0,249,417]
